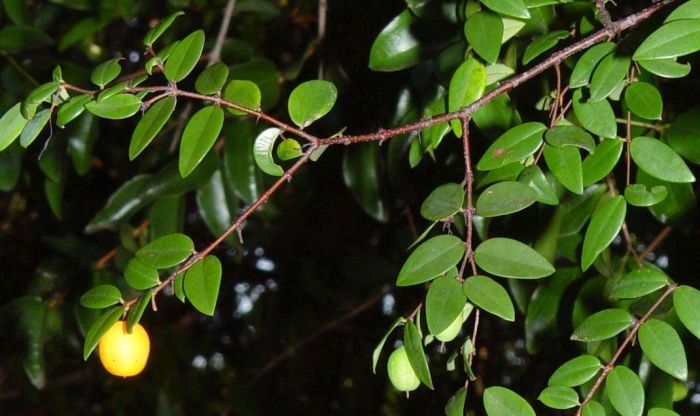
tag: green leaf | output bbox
[56,94,92,127]
[589,53,630,102]
[570,42,615,88]
[523,30,569,65]
[476,181,537,217]
[144,11,184,46]
[196,170,234,239]
[83,305,125,360]
[253,127,284,176]
[637,169,696,226]
[610,268,669,300]
[135,233,194,269]
[485,63,515,85]
[195,62,229,95]
[426,276,467,335]
[15,297,47,388]
[420,183,464,221]
[91,58,122,89]
[397,235,465,286]
[581,401,606,416]
[624,184,668,207]
[480,0,530,19]
[24,82,60,112]
[571,308,632,341]
[184,255,222,316]
[606,366,644,416]
[85,93,142,120]
[545,125,596,154]
[129,96,177,160]
[639,319,687,380]
[80,285,122,309]
[666,107,700,164]
[543,145,583,195]
[288,80,338,128]
[276,138,302,161]
[648,409,681,416]
[572,89,617,139]
[0,143,23,191]
[372,317,403,374]
[548,355,601,387]
[343,143,388,222]
[223,120,261,204]
[179,106,224,177]
[444,388,467,416]
[369,10,421,71]
[483,386,536,416]
[0,25,53,53]
[126,291,151,334]
[223,80,262,115]
[624,82,663,120]
[124,257,160,290]
[20,109,50,148]
[581,195,626,271]
[474,237,554,279]
[174,274,185,302]
[634,19,700,61]
[164,30,205,82]
[631,137,695,183]
[448,58,486,136]
[477,122,546,170]
[0,103,29,151]
[582,138,623,186]
[638,58,691,79]
[463,275,515,321]
[518,165,559,205]
[403,320,433,389]
[673,285,700,339]
[464,11,503,64]
[538,385,579,409]
[58,17,103,52]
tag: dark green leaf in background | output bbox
[343,143,388,222]
[195,63,229,95]
[369,10,421,71]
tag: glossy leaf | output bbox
[538,386,579,409]
[184,255,222,316]
[477,122,546,171]
[631,137,695,183]
[624,184,668,207]
[518,165,558,205]
[483,386,536,416]
[254,127,284,176]
[369,10,421,71]
[548,355,601,387]
[403,320,433,389]
[476,181,537,217]
[666,107,700,164]
[545,125,595,153]
[195,63,229,95]
[589,53,630,102]
[129,96,177,160]
[223,80,261,115]
[124,257,160,290]
[474,238,554,279]
[464,11,503,64]
[82,305,124,360]
[611,268,669,300]
[463,275,515,321]
[275,138,301,161]
[397,235,465,286]
[448,58,486,136]
[581,401,606,416]
[135,233,194,269]
[223,120,261,204]
[480,0,530,19]
[56,94,91,127]
[372,317,402,373]
[343,143,388,222]
[80,285,122,309]
[571,308,632,342]
[164,30,205,82]
[420,183,464,221]
[673,285,700,339]
[444,388,467,416]
[572,89,617,139]
[648,410,681,416]
[639,319,687,380]
[485,63,515,85]
[426,276,467,335]
[638,58,691,78]
[85,93,141,120]
[20,109,50,148]
[570,43,615,88]
[523,31,569,65]
[581,196,626,271]
[0,103,29,151]
[196,170,234,239]
[179,106,224,177]
[637,169,696,226]
[543,145,583,195]
[624,82,663,120]
[91,58,121,88]
[606,366,644,416]
[582,138,623,186]
[126,291,151,333]
[634,19,700,61]
[143,11,184,46]
[288,80,338,128]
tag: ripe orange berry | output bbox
[98,321,150,377]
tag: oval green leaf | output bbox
[426,275,467,336]
[135,233,194,269]
[581,401,606,416]
[638,58,691,79]
[581,195,626,271]
[544,145,583,195]
[519,165,559,205]
[179,106,224,177]
[477,122,546,171]
[548,355,601,387]
[403,320,433,389]
[276,138,302,161]
[82,305,125,360]
[480,0,530,19]
[523,31,570,65]
[124,257,160,290]
[130,95,177,160]
[666,107,700,164]
[673,285,700,339]
[624,184,668,207]
[572,89,617,138]
[369,10,421,71]
[397,235,465,287]
[85,93,141,120]
[463,275,515,321]
[605,366,644,416]
[571,308,633,342]
[639,319,687,380]
[448,58,486,136]
[465,11,503,64]
[91,58,122,89]
[538,385,579,409]
[570,43,615,88]
[164,30,205,82]
[254,127,284,176]
[634,19,700,61]
[195,62,229,95]
[184,255,222,316]
[474,237,554,279]
[144,11,184,46]
[288,80,337,128]
[582,138,623,186]
[624,82,663,120]
[545,125,596,154]
[420,183,464,221]
[0,103,29,151]
[56,94,91,127]
[80,284,122,309]
[445,388,467,416]
[589,53,630,102]
[19,108,50,148]
[476,181,537,217]
[631,137,695,183]
[224,80,262,115]
[610,267,669,300]
[483,386,535,416]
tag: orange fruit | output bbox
[98,321,150,377]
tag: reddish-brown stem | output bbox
[626,110,632,186]
[576,284,678,414]
[550,64,562,125]
[459,116,477,278]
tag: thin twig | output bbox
[317,0,328,78]
[615,118,667,132]
[639,225,672,259]
[208,0,237,65]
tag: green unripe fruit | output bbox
[435,303,473,342]
[387,345,420,392]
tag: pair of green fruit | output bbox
[387,303,473,392]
